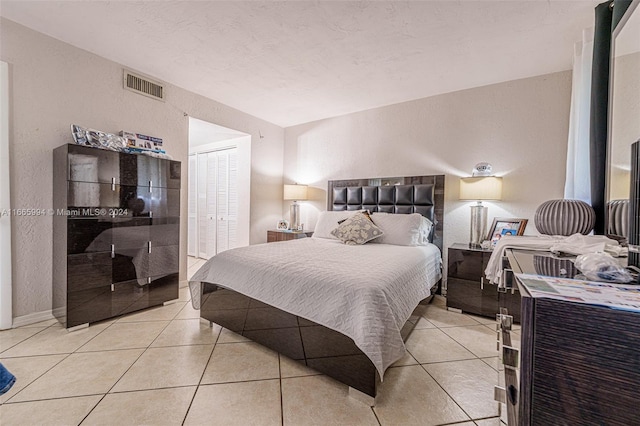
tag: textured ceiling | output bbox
[0,1,599,127]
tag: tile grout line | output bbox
[79,310,197,416]
[75,317,176,423]
[0,322,60,355]
[77,394,108,425]
[418,363,476,423]
[370,402,383,426]
[1,351,72,405]
[278,354,284,426]
[4,296,502,423]
[181,321,222,426]
[2,319,125,406]
[415,310,500,423]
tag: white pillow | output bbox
[370,213,433,246]
[312,210,362,240]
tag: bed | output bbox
[188,175,445,400]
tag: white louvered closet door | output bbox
[215,149,239,253]
[227,150,238,251]
[196,154,210,259]
[204,152,218,259]
[187,154,197,256]
[192,148,238,260]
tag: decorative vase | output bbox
[606,199,629,238]
[533,255,578,278]
[534,199,596,236]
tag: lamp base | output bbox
[290,202,301,230]
[469,203,488,247]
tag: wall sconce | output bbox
[283,184,308,230]
[460,165,502,247]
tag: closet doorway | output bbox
[188,118,251,269]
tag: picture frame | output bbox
[487,217,528,248]
[276,219,289,230]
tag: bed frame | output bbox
[198,175,445,401]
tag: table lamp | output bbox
[283,184,308,230]
[460,172,502,247]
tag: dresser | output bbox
[53,144,181,329]
[498,249,640,425]
[447,243,521,322]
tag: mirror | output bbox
[606,0,640,238]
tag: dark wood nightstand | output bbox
[267,230,313,243]
[447,243,521,322]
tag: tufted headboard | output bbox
[327,175,445,254]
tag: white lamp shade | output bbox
[283,184,308,201]
[459,177,503,201]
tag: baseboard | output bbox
[11,310,56,328]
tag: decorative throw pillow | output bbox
[331,212,383,245]
[312,210,366,240]
[337,210,372,225]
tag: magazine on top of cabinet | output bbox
[516,273,640,313]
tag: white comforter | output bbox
[189,238,442,377]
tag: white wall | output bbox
[609,52,640,199]
[0,18,284,321]
[284,71,572,273]
[0,16,574,320]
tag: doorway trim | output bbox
[187,118,251,258]
[1,61,12,329]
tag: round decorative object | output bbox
[533,255,578,278]
[606,199,629,238]
[473,162,493,176]
[534,199,596,236]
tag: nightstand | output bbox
[267,229,313,242]
[447,243,521,322]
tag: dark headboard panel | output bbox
[327,175,445,254]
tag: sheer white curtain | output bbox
[564,28,595,203]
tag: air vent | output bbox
[123,70,165,101]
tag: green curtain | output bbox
[589,1,613,234]
[613,0,633,27]
[589,0,632,234]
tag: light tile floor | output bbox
[0,259,507,425]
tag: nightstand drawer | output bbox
[448,248,490,281]
[447,277,499,317]
[267,230,313,242]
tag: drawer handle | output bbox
[110,244,115,259]
[508,384,518,405]
[499,313,513,330]
[495,383,520,406]
[111,177,116,191]
[500,268,514,292]
[502,345,519,369]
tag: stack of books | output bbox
[119,131,166,154]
